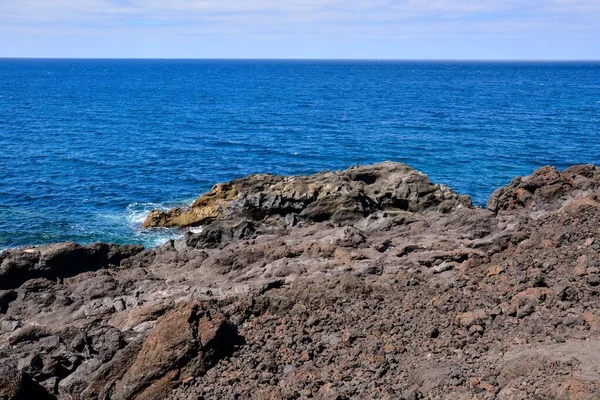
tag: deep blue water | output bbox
[1,59,599,249]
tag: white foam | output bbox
[145,234,176,248]
[126,202,170,225]
[93,201,204,249]
[128,227,182,248]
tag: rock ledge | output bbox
[3,163,600,399]
[142,162,472,228]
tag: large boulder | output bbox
[487,164,600,213]
[0,243,144,290]
[143,162,472,228]
[80,302,241,400]
[0,360,55,400]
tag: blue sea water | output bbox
[1,59,599,249]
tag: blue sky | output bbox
[1,0,599,59]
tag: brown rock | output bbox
[142,162,471,228]
[112,302,240,399]
[556,378,600,400]
[511,288,552,305]
[454,309,488,328]
[487,164,600,213]
[487,265,505,276]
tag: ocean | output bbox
[1,59,599,249]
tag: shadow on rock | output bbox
[0,361,56,400]
[0,243,144,290]
[81,302,243,400]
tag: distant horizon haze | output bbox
[1,58,600,62]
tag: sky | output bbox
[0,0,599,59]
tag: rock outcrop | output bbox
[3,163,600,399]
[487,164,600,213]
[0,242,144,290]
[81,302,240,400]
[142,162,472,228]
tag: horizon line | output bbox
[1,57,600,62]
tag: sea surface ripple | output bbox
[1,60,599,248]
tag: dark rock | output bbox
[0,290,17,313]
[143,162,471,228]
[0,361,55,400]
[3,163,600,399]
[0,243,144,290]
[185,219,256,249]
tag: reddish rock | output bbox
[556,378,600,400]
[3,164,600,399]
[111,302,239,399]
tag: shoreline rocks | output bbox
[2,162,600,399]
[142,162,472,229]
[487,164,600,213]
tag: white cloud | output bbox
[0,0,598,39]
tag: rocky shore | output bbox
[2,162,600,399]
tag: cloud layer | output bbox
[1,0,599,58]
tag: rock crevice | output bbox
[142,162,472,229]
[2,162,600,399]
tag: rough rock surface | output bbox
[3,163,600,399]
[142,162,471,228]
[487,164,600,213]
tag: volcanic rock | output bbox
[142,162,471,228]
[2,163,600,399]
[487,164,600,213]
[0,243,143,290]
